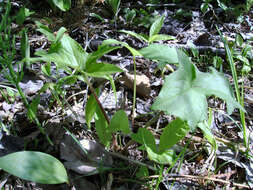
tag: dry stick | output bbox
[108,151,157,171]
[148,174,250,189]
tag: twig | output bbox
[148,174,250,189]
[108,151,157,171]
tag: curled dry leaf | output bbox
[60,134,113,175]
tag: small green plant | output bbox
[105,0,121,25]
[217,27,250,153]
[120,15,175,44]
[201,0,253,21]
[47,0,71,11]
[0,1,67,184]
[31,11,243,167]
[123,8,136,25]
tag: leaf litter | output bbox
[0,0,253,189]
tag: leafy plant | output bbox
[0,1,52,144]
[32,23,127,148]
[105,0,121,24]
[149,47,242,129]
[123,8,136,24]
[120,15,175,44]
[217,27,250,152]
[47,0,71,11]
[0,151,68,184]
[132,118,189,164]
[0,2,67,184]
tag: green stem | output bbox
[83,74,110,125]
[216,26,248,149]
[132,56,136,128]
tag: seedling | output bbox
[120,15,175,44]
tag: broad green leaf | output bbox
[35,34,88,71]
[16,7,34,25]
[177,49,197,82]
[102,39,141,57]
[41,62,51,76]
[85,88,99,129]
[35,21,55,42]
[159,118,189,153]
[95,106,111,147]
[49,0,71,11]
[149,15,164,38]
[109,110,130,134]
[57,75,77,85]
[86,44,121,67]
[131,128,156,152]
[119,30,148,43]
[0,151,68,184]
[136,166,149,178]
[152,50,242,129]
[148,34,175,43]
[195,67,243,114]
[55,27,67,42]
[107,0,120,15]
[85,63,123,78]
[198,121,217,150]
[146,147,175,165]
[139,44,178,64]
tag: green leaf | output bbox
[159,118,189,153]
[95,106,111,147]
[149,15,164,38]
[152,50,242,129]
[16,7,34,25]
[85,88,99,129]
[86,63,123,78]
[89,13,105,22]
[148,34,175,43]
[136,166,149,178]
[58,75,77,85]
[21,29,30,66]
[35,21,55,42]
[35,34,88,71]
[131,128,156,152]
[102,39,141,57]
[198,121,217,150]
[41,62,51,76]
[0,151,68,184]
[107,0,121,15]
[86,44,121,67]
[27,96,40,121]
[109,110,130,134]
[49,0,71,11]
[146,147,175,165]
[55,27,67,42]
[119,30,148,43]
[139,44,178,64]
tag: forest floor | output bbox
[0,0,253,189]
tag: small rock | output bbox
[194,32,212,46]
[120,72,151,98]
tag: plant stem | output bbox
[217,26,248,150]
[132,56,136,128]
[83,75,110,124]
